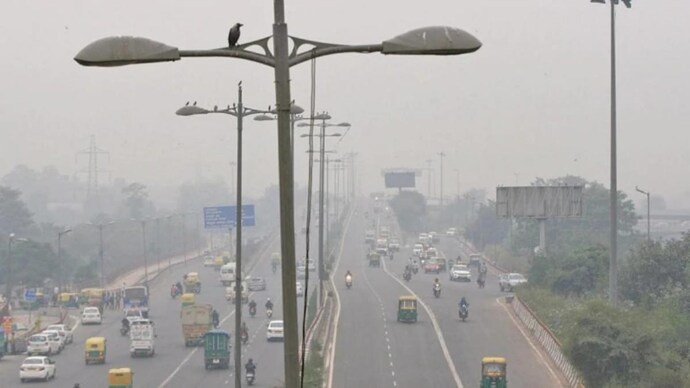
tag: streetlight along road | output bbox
[74,21,481,388]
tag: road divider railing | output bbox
[457,237,583,388]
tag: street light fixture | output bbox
[176,83,268,377]
[57,228,72,291]
[635,186,650,242]
[75,21,481,388]
[590,0,632,305]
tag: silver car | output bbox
[248,277,266,291]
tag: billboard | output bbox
[384,172,416,188]
[496,186,583,218]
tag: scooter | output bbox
[345,275,353,289]
[459,305,469,322]
[249,305,256,318]
[433,284,441,298]
[246,371,255,386]
[266,308,273,319]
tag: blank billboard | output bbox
[496,186,583,218]
[385,172,416,188]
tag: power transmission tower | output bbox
[76,135,110,210]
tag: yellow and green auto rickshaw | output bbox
[397,296,418,323]
[183,272,201,294]
[108,367,133,388]
[481,356,507,388]
[180,293,196,307]
[58,293,79,308]
[85,336,107,365]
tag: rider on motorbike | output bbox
[212,309,220,328]
[248,299,257,314]
[241,321,249,337]
[265,298,273,311]
[245,358,257,375]
[459,297,469,310]
[121,317,130,333]
[176,281,183,293]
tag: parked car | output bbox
[27,334,60,356]
[499,273,528,291]
[266,320,284,341]
[19,356,56,382]
[247,277,266,291]
[46,324,73,345]
[449,264,472,282]
[81,306,102,325]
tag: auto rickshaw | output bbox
[58,292,80,308]
[180,293,196,307]
[108,367,134,388]
[184,272,202,294]
[85,336,107,364]
[481,356,507,388]
[203,329,231,369]
[397,296,418,323]
[368,252,381,268]
[213,256,225,270]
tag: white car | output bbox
[446,227,457,237]
[449,264,472,282]
[81,307,102,325]
[19,356,56,382]
[296,282,304,297]
[27,334,60,356]
[46,324,73,345]
[388,238,400,251]
[41,330,65,352]
[203,255,215,267]
[125,308,144,324]
[266,320,284,341]
[413,244,424,256]
[500,273,528,291]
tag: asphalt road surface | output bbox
[330,201,563,388]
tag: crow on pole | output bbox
[228,23,243,47]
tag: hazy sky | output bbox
[1,1,689,207]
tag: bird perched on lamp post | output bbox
[228,23,243,47]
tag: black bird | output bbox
[185,101,189,106]
[228,23,243,47]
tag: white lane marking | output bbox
[496,297,563,386]
[381,258,464,388]
[325,204,357,388]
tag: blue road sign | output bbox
[24,289,36,302]
[204,205,256,229]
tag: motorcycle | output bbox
[345,275,353,289]
[403,271,412,282]
[459,305,469,322]
[246,371,255,386]
[266,308,273,319]
[249,305,257,318]
[433,284,441,298]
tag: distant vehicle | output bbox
[124,308,144,324]
[306,259,316,272]
[181,304,214,346]
[266,320,284,341]
[81,306,102,325]
[296,282,304,297]
[203,255,215,267]
[225,281,249,303]
[296,266,307,279]
[364,230,376,245]
[379,226,391,239]
[247,277,266,291]
[469,254,482,267]
[413,244,424,256]
[129,319,156,357]
[19,356,56,382]
[46,324,73,345]
[435,257,448,272]
[424,259,441,274]
[219,263,244,286]
[40,330,64,352]
[388,238,401,252]
[123,286,149,318]
[446,227,457,237]
[418,233,430,244]
[499,273,528,292]
[429,232,440,243]
[27,334,60,356]
[450,264,472,282]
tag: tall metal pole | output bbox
[426,159,432,199]
[98,226,104,288]
[156,218,161,273]
[234,83,244,388]
[438,152,446,207]
[182,213,188,265]
[272,1,300,385]
[608,0,618,305]
[6,235,14,299]
[636,186,650,242]
[141,221,149,289]
[58,229,73,291]
[318,118,326,307]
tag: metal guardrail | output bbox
[458,238,583,388]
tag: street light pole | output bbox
[635,186,650,241]
[140,220,150,289]
[57,229,72,291]
[438,152,446,207]
[6,234,28,300]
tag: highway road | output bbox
[330,200,564,388]
[0,229,318,388]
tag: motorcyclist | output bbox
[121,317,130,332]
[212,309,220,328]
[459,297,469,310]
[248,299,257,314]
[265,298,273,311]
[245,358,257,374]
[176,281,183,294]
[241,321,249,342]
[345,270,352,279]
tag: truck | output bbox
[123,286,149,318]
[129,319,155,357]
[181,304,214,346]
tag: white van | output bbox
[219,263,244,286]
